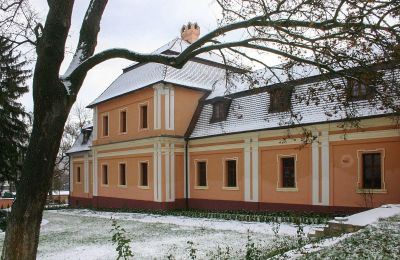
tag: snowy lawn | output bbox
[0,209,323,259]
[294,214,400,260]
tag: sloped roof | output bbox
[66,127,93,154]
[88,38,230,107]
[190,68,399,138]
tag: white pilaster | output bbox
[153,143,158,201]
[84,154,89,193]
[165,143,170,201]
[92,107,98,141]
[70,159,74,193]
[251,137,259,202]
[92,150,98,196]
[169,88,175,130]
[170,143,175,201]
[311,138,319,205]
[157,142,162,202]
[244,139,251,201]
[153,85,162,130]
[165,88,170,129]
[321,131,330,206]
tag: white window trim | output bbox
[138,101,149,131]
[118,162,128,188]
[194,159,208,189]
[222,157,239,190]
[356,149,386,194]
[138,160,150,189]
[118,108,128,134]
[276,154,298,192]
[100,163,109,187]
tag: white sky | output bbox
[21,0,222,112]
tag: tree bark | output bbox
[1,1,75,259]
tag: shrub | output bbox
[111,218,133,259]
[2,192,14,199]
[0,210,10,232]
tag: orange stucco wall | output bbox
[97,154,154,201]
[190,149,244,201]
[260,145,312,205]
[72,162,87,198]
[94,87,155,145]
[330,137,400,207]
[93,85,205,146]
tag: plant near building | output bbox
[186,241,198,260]
[111,218,134,260]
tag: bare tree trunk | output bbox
[2,102,71,259]
[1,1,75,258]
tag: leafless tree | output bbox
[2,1,399,259]
[0,0,38,48]
[51,103,92,197]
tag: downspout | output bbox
[184,138,189,209]
[68,155,71,207]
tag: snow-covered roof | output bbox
[190,68,399,138]
[66,127,93,154]
[152,38,224,63]
[88,38,236,107]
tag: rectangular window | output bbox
[102,165,108,185]
[140,105,148,129]
[102,114,109,136]
[77,167,81,183]
[225,160,237,188]
[362,153,381,189]
[269,88,292,113]
[119,163,126,186]
[210,99,231,123]
[140,162,148,187]
[120,110,127,133]
[282,157,295,188]
[197,161,207,187]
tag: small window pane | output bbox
[119,164,126,186]
[103,115,109,136]
[140,162,148,186]
[120,110,127,133]
[141,106,148,129]
[363,153,381,189]
[226,160,237,187]
[77,167,81,183]
[282,157,295,188]
[102,165,108,185]
[197,162,207,187]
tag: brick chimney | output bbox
[180,22,200,44]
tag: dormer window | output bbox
[269,87,292,113]
[347,75,374,101]
[82,130,91,145]
[210,98,231,123]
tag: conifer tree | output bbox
[0,36,30,189]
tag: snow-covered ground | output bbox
[0,207,398,259]
[0,209,322,259]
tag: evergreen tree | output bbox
[0,36,30,190]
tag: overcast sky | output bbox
[21,0,222,112]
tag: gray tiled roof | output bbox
[190,69,399,138]
[66,127,93,154]
[88,38,229,107]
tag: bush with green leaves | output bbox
[111,218,133,260]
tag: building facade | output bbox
[67,23,400,212]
